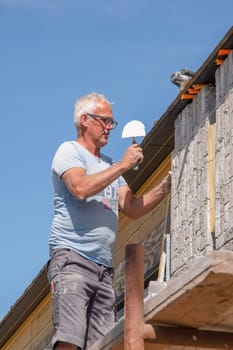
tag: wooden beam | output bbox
[187,88,199,95]
[215,58,224,66]
[216,49,232,65]
[180,94,195,100]
[192,83,213,90]
[217,48,231,56]
[124,244,156,350]
[146,325,233,349]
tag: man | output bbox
[47,92,171,350]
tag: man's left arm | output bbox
[119,172,171,219]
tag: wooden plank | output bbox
[218,48,231,56]
[145,251,233,331]
[187,88,199,94]
[0,295,53,350]
[216,58,224,65]
[208,123,216,234]
[180,94,195,100]
[0,265,50,349]
[192,83,213,90]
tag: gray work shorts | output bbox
[47,249,115,350]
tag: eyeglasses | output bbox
[87,113,118,129]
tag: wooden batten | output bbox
[208,123,216,235]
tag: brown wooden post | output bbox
[124,244,155,350]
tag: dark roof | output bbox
[0,25,233,349]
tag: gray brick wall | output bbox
[171,86,216,276]
[215,51,233,105]
[215,51,233,251]
[170,51,233,276]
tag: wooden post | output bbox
[124,244,155,350]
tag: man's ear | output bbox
[80,114,89,127]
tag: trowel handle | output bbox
[132,137,139,171]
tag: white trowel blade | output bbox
[121,120,146,138]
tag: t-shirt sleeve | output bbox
[52,142,86,178]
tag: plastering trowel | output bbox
[121,120,146,170]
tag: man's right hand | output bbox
[120,144,144,171]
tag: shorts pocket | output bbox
[47,249,69,282]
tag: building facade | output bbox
[1,26,233,350]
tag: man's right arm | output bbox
[62,163,125,200]
[61,144,143,200]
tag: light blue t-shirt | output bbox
[49,141,127,267]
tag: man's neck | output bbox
[77,136,100,157]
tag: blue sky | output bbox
[0,0,232,320]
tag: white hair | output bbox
[73,92,113,132]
